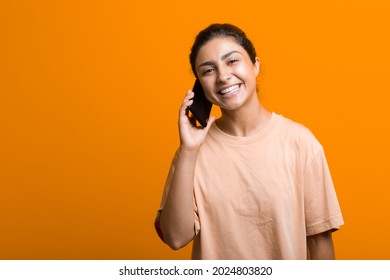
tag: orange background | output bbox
[1,0,389,259]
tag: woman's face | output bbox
[195,36,260,111]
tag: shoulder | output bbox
[277,114,314,138]
[278,114,319,140]
[275,113,324,160]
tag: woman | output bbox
[155,23,343,259]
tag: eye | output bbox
[228,59,239,64]
[201,68,214,76]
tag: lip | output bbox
[217,83,242,97]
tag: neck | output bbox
[217,95,271,137]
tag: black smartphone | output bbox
[187,79,212,128]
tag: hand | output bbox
[178,90,216,151]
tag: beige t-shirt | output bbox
[156,113,343,259]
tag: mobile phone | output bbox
[188,79,212,128]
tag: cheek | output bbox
[237,64,254,77]
[204,89,216,103]
[236,65,257,86]
[200,81,216,102]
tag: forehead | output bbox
[195,36,245,65]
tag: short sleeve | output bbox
[303,148,344,236]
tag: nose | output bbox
[217,66,231,83]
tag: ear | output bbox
[254,57,260,76]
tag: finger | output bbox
[183,90,194,104]
[181,90,194,107]
[180,99,193,116]
[185,106,197,127]
[179,90,195,125]
[180,93,193,112]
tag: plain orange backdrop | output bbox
[1,0,390,259]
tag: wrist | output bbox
[178,145,200,156]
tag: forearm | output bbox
[307,231,335,260]
[159,146,199,250]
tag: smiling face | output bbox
[195,36,260,112]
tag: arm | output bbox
[158,90,215,250]
[159,147,199,250]
[307,230,335,260]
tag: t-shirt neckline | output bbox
[209,112,281,145]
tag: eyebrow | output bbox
[197,51,242,70]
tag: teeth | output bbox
[220,84,239,95]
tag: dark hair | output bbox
[189,23,257,77]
